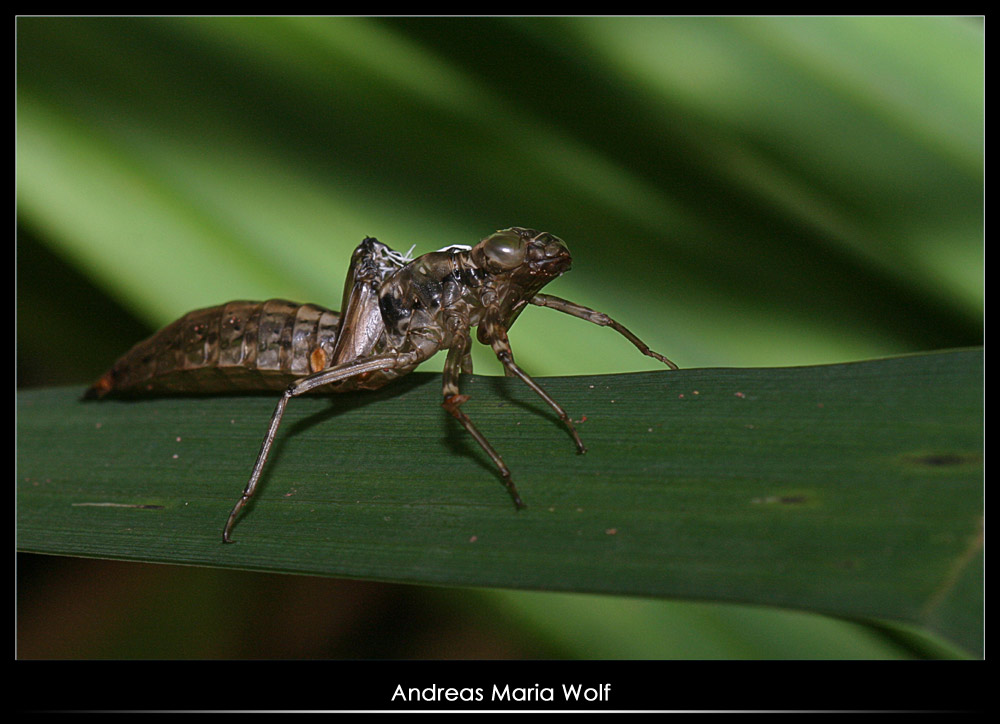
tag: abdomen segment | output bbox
[85,300,341,397]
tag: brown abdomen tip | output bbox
[83,374,114,400]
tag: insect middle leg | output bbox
[222,352,421,543]
[440,332,525,509]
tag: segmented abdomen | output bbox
[86,300,341,397]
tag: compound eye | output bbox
[481,230,526,270]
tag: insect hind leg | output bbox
[222,352,423,543]
[222,390,291,543]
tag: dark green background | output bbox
[17,17,982,660]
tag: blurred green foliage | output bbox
[16,17,982,660]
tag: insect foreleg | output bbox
[482,317,587,455]
[530,293,679,370]
[441,332,524,510]
[222,352,422,543]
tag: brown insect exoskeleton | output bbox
[86,228,678,542]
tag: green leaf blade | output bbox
[17,348,983,655]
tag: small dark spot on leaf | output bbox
[779,495,807,505]
[916,454,964,466]
[905,453,981,468]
